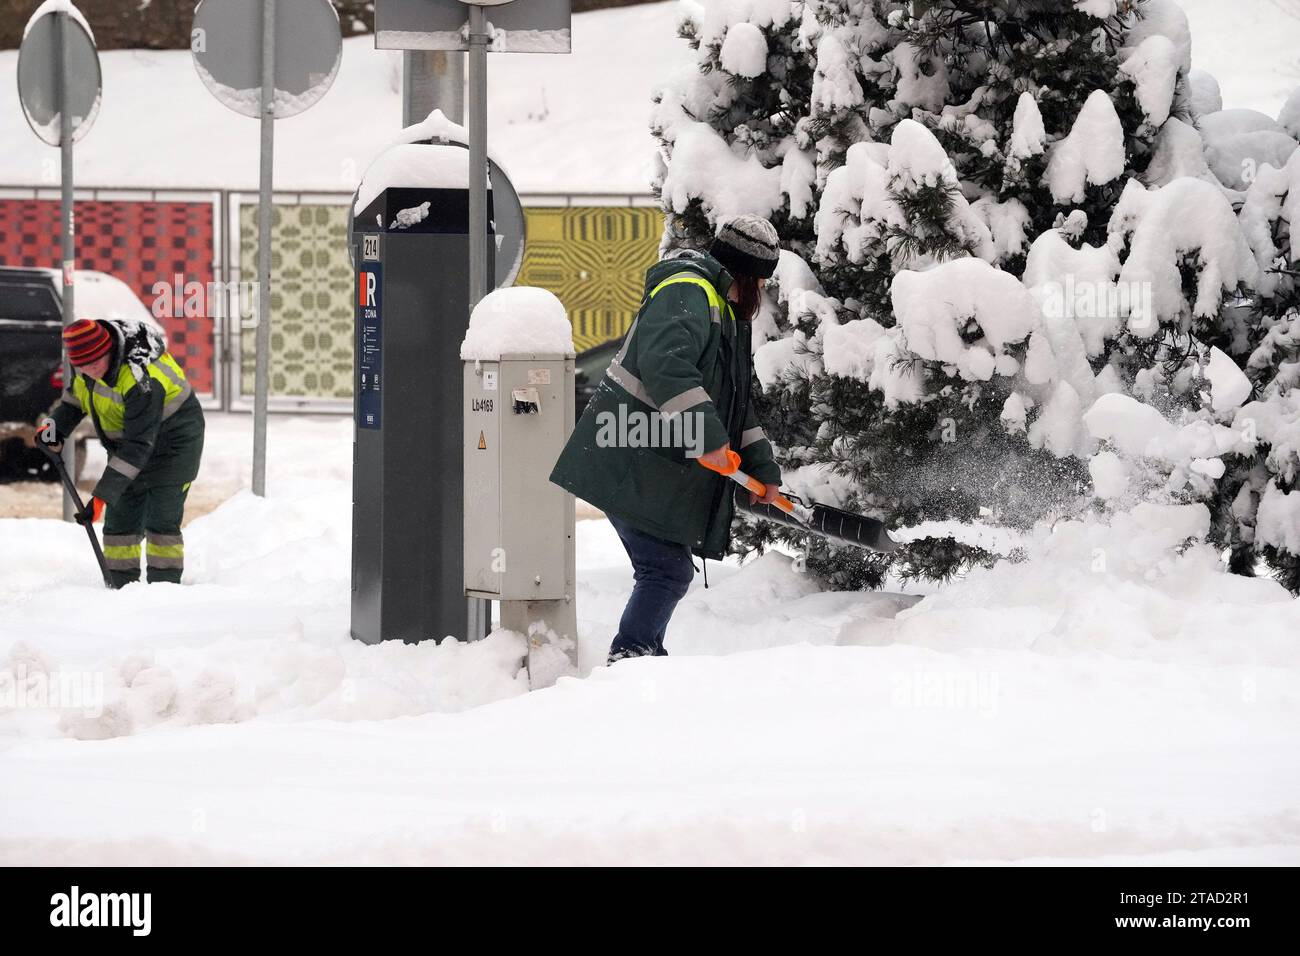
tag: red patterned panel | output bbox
[0,199,216,394]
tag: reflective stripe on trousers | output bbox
[102,533,143,571]
[146,532,184,570]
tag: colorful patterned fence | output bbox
[1,195,662,406]
[237,202,356,400]
[233,202,664,401]
[0,198,217,395]
[516,206,663,352]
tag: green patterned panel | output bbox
[239,203,354,399]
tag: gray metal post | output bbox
[402,50,464,127]
[467,7,488,308]
[252,0,276,497]
[58,12,75,522]
[466,6,491,641]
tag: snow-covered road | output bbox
[1,417,1298,864]
[4,637,1298,866]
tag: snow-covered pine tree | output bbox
[759,0,1178,585]
[1228,142,1300,591]
[652,0,825,259]
[1079,169,1258,581]
[1077,54,1300,595]
[651,0,1266,589]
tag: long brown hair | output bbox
[731,275,763,323]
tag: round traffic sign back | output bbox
[17,8,102,147]
[192,0,342,119]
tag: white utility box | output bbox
[464,353,574,599]
[464,351,578,685]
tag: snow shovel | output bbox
[38,443,113,588]
[700,449,900,553]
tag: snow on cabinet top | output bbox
[353,109,516,214]
[386,108,508,171]
[23,0,93,42]
[460,288,575,361]
[353,143,475,214]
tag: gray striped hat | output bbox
[709,215,780,279]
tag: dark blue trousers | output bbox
[607,514,696,662]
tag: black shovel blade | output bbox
[805,503,899,552]
[738,494,900,553]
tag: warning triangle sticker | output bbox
[477,431,487,450]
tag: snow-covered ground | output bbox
[1,416,1297,865]
[0,1,1296,195]
[1180,0,1300,116]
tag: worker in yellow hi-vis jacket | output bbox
[42,318,205,588]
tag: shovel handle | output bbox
[697,449,801,518]
[37,442,113,588]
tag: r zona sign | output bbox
[357,263,382,430]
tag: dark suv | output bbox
[0,267,158,481]
[1,268,64,421]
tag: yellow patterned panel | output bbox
[518,207,664,352]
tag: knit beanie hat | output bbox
[63,319,112,366]
[709,215,780,279]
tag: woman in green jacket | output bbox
[550,215,784,661]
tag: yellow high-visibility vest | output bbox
[70,353,192,440]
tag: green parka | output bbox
[549,251,780,559]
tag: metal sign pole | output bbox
[402,51,465,127]
[252,0,276,497]
[58,12,76,523]
[467,6,488,308]
[19,7,102,519]
[190,0,339,495]
[466,5,491,641]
